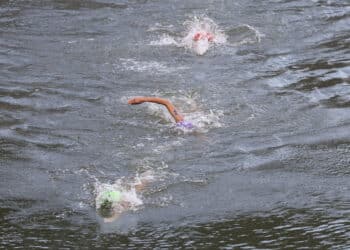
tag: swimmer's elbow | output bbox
[128,97,145,105]
[162,99,172,107]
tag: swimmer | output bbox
[128,96,194,129]
[96,171,154,223]
[193,31,214,42]
[192,31,215,55]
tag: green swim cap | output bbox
[99,190,122,209]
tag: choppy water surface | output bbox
[1,0,350,248]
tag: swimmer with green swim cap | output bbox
[96,171,155,222]
[99,190,122,209]
[97,189,127,220]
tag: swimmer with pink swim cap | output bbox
[128,97,194,129]
[191,31,215,55]
[193,32,214,42]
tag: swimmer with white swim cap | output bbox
[128,97,194,129]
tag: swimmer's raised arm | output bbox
[128,97,184,123]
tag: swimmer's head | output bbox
[193,32,202,41]
[99,190,122,209]
[97,190,122,218]
[177,120,194,129]
[193,32,214,42]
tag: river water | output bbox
[1,0,350,248]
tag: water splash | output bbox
[149,34,178,46]
[177,109,223,133]
[180,16,227,55]
[95,180,141,212]
[94,170,157,217]
[115,58,187,74]
[226,24,265,46]
[150,16,227,55]
[143,92,223,133]
[147,23,175,32]
[149,16,262,55]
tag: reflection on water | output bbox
[1,205,349,248]
[0,0,350,248]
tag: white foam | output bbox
[146,102,174,123]
[94,170,162,213]
[231,24,265,46]
[180,109,223,133]
[147,23,175,32]
[149,16,263,55]
[119,58,170,73]
[192,39,210,56]
[134,170,156,186]
[149,34,179,46]
[152,140,184,154]
[94,181,142,212]
[180,16,227,55]
[149,16,227,55]
[176,96,223,132]
[142,93,223,133]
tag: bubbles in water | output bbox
[149,16,227,55]
[192,39,210,56]
[181,15,227,55]
[149,15,262,55]
[138,91,223,133]
[94,179,142,213]
[94,168,171,221]
[94,170,159,218]
[179,109,223,133]
[116,58,187,74]
[147,23,175,32]
[149,34,179,46]
[227,24,265,46]
[145,102,175,123]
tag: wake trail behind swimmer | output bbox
[128,97,194,129]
